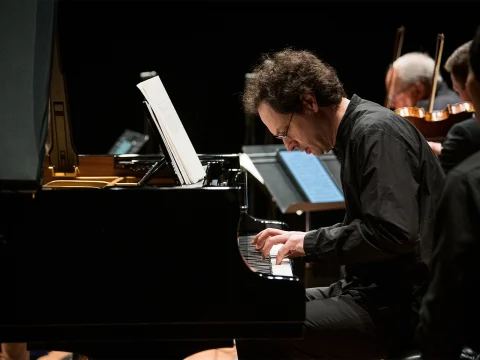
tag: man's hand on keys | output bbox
[251,228,306,265]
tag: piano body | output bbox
[0,1,305,359]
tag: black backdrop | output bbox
[57,0,479,155]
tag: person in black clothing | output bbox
[385,52,460,110]
[236,49,445,359]
[427,40,480,174]
[418,26,480,360]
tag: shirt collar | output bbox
[332,94,362,161]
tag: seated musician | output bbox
[385,51,460,110]
[417,26,480,360]
[235,48,445,359]
[427,41,480,174]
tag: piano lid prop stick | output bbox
[137,157,166,187]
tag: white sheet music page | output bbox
[136,76,206,184]
[144,102,185,185]
[141,89,188,182]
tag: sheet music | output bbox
[279,151,344,203]
[239,153,264,185]
[144,102,185,185]
[137,76,206,185]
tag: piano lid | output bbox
[0,0,57,191]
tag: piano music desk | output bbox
[240,145,345,225]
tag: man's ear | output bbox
[300,92,319,113]
[412,82,427,101]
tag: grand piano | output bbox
[0,1,305,359]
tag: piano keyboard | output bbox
[238,235,293,277]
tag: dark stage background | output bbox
[57,1,479,155]
[50,1,480,285]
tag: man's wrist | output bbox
[303,230,318,258]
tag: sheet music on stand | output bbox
[241,145,345,214]
[277,150,344,204]
[136,76,206,185]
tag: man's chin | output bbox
[312,147,331,156]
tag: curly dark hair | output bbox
[242,48,346,116]
[470,26,480,82]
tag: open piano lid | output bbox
[0,0,56,192]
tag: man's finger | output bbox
[251,229,265,245]
[276,241,296,264]
[253,228,282,248]
[262,234,288,259]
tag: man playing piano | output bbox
[236,49,445,359]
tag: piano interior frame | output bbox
[44,28,181,189]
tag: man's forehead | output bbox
[258,102,284,132]
[386,67,397,84]
[258,102,275,118]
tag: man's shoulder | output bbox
[450,117,480,136]
[417,84,460,110]
[450,150,480,174]
[440,88,461,104]
[351,99,414,139]
[447,151,480,188]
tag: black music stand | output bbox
[241,145,345,232]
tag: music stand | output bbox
[241,144,345,232]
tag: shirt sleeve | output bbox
[417,172,479,360]
[438,123,471,174]
[303,129,420,266]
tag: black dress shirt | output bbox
[438,117,480,174]
[304,95,445,305]
[418,150,480,360]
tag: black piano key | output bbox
[238,235,273,275]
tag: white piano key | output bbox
[271,258,293,277]
[269,244,293,276]
[240,236,294,276]
[269,244,282,257]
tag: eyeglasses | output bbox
[275,112,294,140]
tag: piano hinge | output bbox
[48,165,79,179]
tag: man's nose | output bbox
[283,138,297,151]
